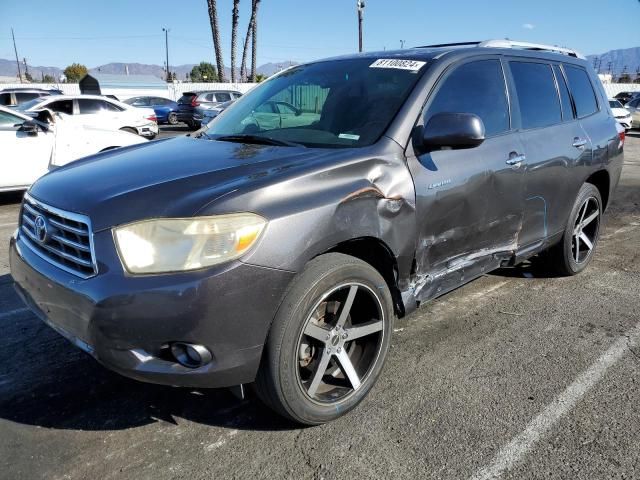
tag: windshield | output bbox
[204,58,426,148]
[609,100,623,108]
[15,98,44,112]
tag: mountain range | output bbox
[1,46,638,82]
[0,58,297,82]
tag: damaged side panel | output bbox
[404,132,526,308]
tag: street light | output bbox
[357,0,365,53]
[162,27,170,82]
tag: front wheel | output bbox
[256,253,394,425]
[547,183,602,275]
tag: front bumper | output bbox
[10,231,294,388]
[137,123,159,137]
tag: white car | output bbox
[0,106,148,192]
[608,99,632,130]
[624,97,640,129]
[17,94,159,139]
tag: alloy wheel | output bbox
[571,196,600,264]
[296,282,385,404]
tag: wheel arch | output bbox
[585,169,610,211]
[322,236,405,318]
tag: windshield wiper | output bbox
[215,134,304,148]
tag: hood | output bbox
[29,136,335,231]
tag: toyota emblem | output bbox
[34,215,49,243]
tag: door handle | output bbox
[572,137,587,148]
[506,153,526,166]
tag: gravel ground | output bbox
[0,132,638,480]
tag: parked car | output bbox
[613,91,640,105]
[0,87,62,108]
[177,90,242,129]
[201,99,236,125]
[609,99,633,130]
[17,94,158,138]
[11,40,624,425]
[624,97,640,128]
[0,105,146,192]
[124,96,179,125]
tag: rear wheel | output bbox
[546,183,602,275]
[256,253,394,425]
[167,113,178,125]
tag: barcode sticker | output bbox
[370,59,426,71]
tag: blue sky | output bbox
[1,0,638,68]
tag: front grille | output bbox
[20,194,97,278]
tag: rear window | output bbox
[178,94,196,104]
[564,66,598,118]
[215,92,232,102]
[510,61,561,129]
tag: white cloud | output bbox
[522,23,535,30]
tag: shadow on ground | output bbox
[0,274,295,433]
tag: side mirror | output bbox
[422,112,485,152]
[18,120,40,136]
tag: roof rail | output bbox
[417,39,585,59]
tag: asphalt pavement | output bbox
[0,131,639,480]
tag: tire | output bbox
[120,127,138,135]
[187,121,201,131]
[546,183,602,276]
[256,253,394,425]
[167,113,178,125]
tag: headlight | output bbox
[113,213,266,274]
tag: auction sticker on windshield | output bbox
[369,59,426,71]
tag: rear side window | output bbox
[0,93,11,105]
[425,59,510,137]
[15,92,40,103]
[78,98,105,114]
[563,66,598,118]
[215,92,232,102]
[103,101,123,112]
[553,65,574,121]
[47,100,73,115]
[510,62,561,129]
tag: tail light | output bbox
[190,96,200,107]
[146,115,157,123]
[618,129,625,149]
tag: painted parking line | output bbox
[0,307,30,321]
[471,322,640,480]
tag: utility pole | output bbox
[11,28,22,83]
[400,40,406,49]
[357,0,365,52]
[162,27,170,82]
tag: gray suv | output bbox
[10,40,624,425]
[176,89,242,129]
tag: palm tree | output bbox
[250,0,261,82]
[240,0,257,82]
[230,0,240,83]
[207,0,226,82]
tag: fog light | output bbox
[170,342,212,368]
